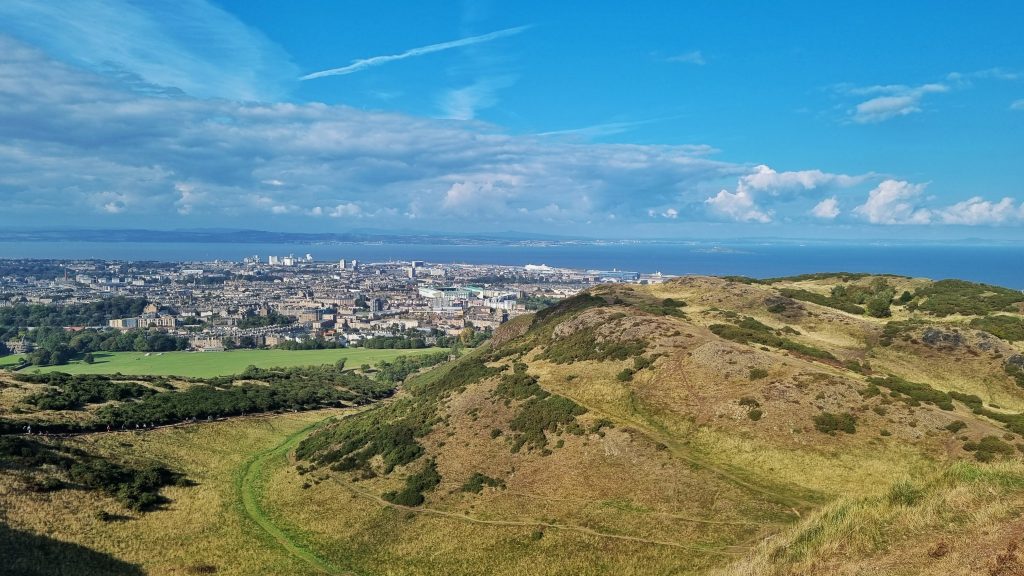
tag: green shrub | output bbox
[616,368,635,382]
[748,408,763,421]
[868,375,954,411]
[970,315,1024,342]
[945,420,967,433]
[778,288,865,315]
[709,324,835,360]
[509,395,587,453]
[813,412,857,434]
[538,327,646,364]
[963,436,1016,462]
[1006,362,1024,389]
[382,459,441,507]
[913,280,1024,317]
[460,472,505,493]
[748,368,769,380]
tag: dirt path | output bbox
[331,477,747,556]
[237,416,356,576]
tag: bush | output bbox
[814,412,857,434]
[945,420,967,433]
[748,368,769,380]
[963,436,1016,462]
[887,480,923,506]
[868,375,954,411]
[748,408,763,421]
[509,395,587,453]
[460,472,505,493]
[970,315,1024,342]
[382,459,441,507]
[913,279,1024,317]
[778,288,865,315]
[538,327,646,364]
[709,324,835,360]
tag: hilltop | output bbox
[294,273,1024,575]
[3,273,1024,575]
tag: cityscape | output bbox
[1,256,663,360]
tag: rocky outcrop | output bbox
[921,327,964,348]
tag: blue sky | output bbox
[0,0,1022,239]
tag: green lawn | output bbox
[13,348,448,378]
[0,354,23,369]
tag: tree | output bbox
[84,353,95,364]
[335,358,348,371]
[865,296,892,318]
[459,327,476,345]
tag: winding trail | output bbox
[332,477,746,555]
[237,416,354,576]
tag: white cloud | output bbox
[705,189,772,223]
[853,180,932,224]
[811,197,840,219]
[1011,99,1024,111]
[667,51,705,66]
[439,76,516,120]
[853,180,1023,226]
[0,0,297,101]
[848,83,949,124]
[705,164,866,223]
[328,203,362,218]
[301,25,530,80]
[740,164,866,194]
[939,197,1020,225]
[662,207,679,219]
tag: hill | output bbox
[3,274,1024,575]
[294,274,1024,575]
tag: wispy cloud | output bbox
[846,83,949,124]
[666,50,705,66]
[835,68,1020,124]
[1012,99,1024,111]
[0,0,297,101]
[537,117,694,140]
[439,75,516,120]
[301,25,531,80]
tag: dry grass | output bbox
[0,410,343,575]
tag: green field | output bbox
[8,348,447,378]
[0,354,23,369]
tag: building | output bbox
[4,338,33,354]
[108,317,141,330]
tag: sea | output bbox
[0,241,1022,289]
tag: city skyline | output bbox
[1,1,1023,239]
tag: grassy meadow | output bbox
[10,348,448,378]
[1,410,346,576]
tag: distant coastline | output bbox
[1,239,1023,289]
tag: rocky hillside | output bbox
[297,274,1024,575]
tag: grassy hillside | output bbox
[4,274,1024,575]
[292,274,1024,575]
[1,410,341,575]
[13,347,447,378]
